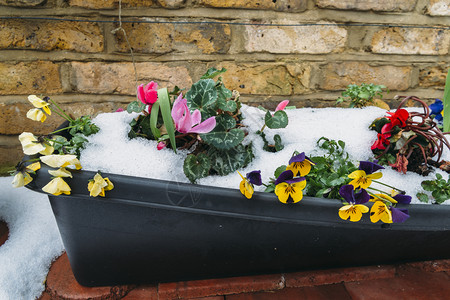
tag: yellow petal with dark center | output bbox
[275,182,290,203]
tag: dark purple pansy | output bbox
[339,184,370,204]
[246,170,262,186]
[359,161,384,175]
[274,170,305,185]
[393,194,411,204]
[288,152,314,165]
[390,207,410,223]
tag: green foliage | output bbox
[418,173,450,204]
[183,153,211,183]
[126,100,146,113]
[304,137,358,199]
[257,131,284,152]
[443,69,450,132]
[52,134,88,156]
[336,83,388,108]
[183,68,251,182]
[68,115,99,137]
[264,110,289,129]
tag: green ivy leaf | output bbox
[186,79,218,117]
[183,153,211,183]
[127,100,146,113]
[265,110,288,129]
[201,128,245,150]
[200,67,227,79]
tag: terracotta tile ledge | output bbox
[39,252,450,300]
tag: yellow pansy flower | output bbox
[26,108,47,122]
[40,154,82,170]
[28,95,51,115]
[286,152,315,177]
[274,170,307,204]
[339,204,369,222]
[370,201,393,224]
[348,170,382,189]
[11,162,41,188]
[48,167,73,178]
[42,177,71,196]
[88,173,114,197]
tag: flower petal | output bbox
[246,170,262,186]
[275,100,289,112]
[189,116,216,134]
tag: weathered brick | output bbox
[197,0,307,11]
[113,21,231,54]
[156,0,186,8]
[0,135,22,171]
[320,62,412,91]
[70,62,193,94]
[0,0,44,7]
[0,20,103,53]
[419,65,450,88]
[69,0,154,9]
[217,62,311,95]
[285,265,396,288]
[0,101,120,135]
[46,253,133,300]
[371,27,450,55]
[158,274,284,300]
[316,0,416,11]
[244,22,347,54]
[0,61,62,95]
[427,0,450,16]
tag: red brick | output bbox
[46,253,133,300]
[345,267,450,300]
[188,297,225,300]
[227,285,351,300]
[285,265,396,288]
[406,259,450,273]
[0,220,8,246]
[37,291,52,300]
[158,274,284,300]
[122,285,158,300]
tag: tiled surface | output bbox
[38,252,450,300]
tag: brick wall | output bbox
[0,0,449,171]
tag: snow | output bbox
[80,105,450,205]
[0,177,64,299]
[1,105,449,299]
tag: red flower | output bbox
[371,123,392,150]
[137,81,158,106]
[386,109,409,128]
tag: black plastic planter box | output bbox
[27,165,450,287]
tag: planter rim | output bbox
[26,164,450,231]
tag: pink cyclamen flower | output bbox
[137,81,158,105]
[275,100,289,112]
[157,141,167,150]
[171,94,216,134]
[115,108,124,112]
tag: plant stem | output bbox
[372,180,405,194]
[50,125,78,135]
[49,99,74,122]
